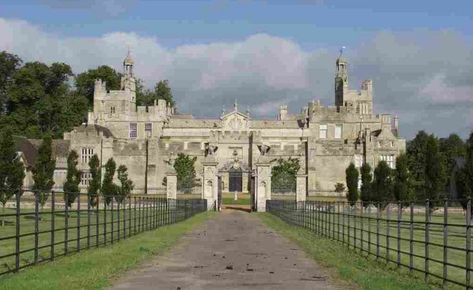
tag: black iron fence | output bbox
[267,199,472,289]
[0,191,207,276]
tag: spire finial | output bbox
[339,46,346,57]
[234,99,238,111]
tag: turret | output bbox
[335,48,348,107]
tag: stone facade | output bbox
[21,51,406,201]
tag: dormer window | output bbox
[319,124,327,139]
[110,106,116,114]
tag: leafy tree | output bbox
[407,131,429,199]
[345,163,359,206]
[87,154,101,208]
[102,158,118,205]
[174,153,197,193]
[136,80,175,107]
[457,132,473,208]
[393,153,413,205]
[360,163,373,205]
[271,158,300,193]
[0,51,22,113]
[439,134,466,193]
[75,65,121,104]
[424,134,447,201]
[32,135,56,207]
[116,165,133,203]
[63,150,81,208]
[372,161,393,208]
[0,129,25,225]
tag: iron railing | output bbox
[267,199,472,289]
[0,191,207,276]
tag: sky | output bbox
[0,0,472,139]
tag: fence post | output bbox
[386,203,390,263]
[34,191,39,264]
[65,192,69,255]
[103,198,107,246]
[466,198,471,289]
[397,201,401,267]
[368,202,371,255]
[360,201,364,253]
[443,199,448,288]
[425,199,430,283]
[87,193,91,249]
[15,190,20,272]
[376,202,380,260]
[96,195,99,247]
[77,193,81,252]
[51,191,55,261]
[111,197,114,244]
[409,202,414,272]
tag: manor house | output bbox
[20,51,406,203]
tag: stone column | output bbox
[203,160,218,211]
[255,161,271,212]
[296,174,307,208]
[166,172,177,200]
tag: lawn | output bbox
[222,192,251,205]
[258,213,435,290]
[0,211,214,290]
[266,203,471,289]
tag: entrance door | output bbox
[229,168,242,192]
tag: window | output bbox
[380,155,395,169]
[319,124,327,139]
[80,172,92,186]
[81,147,94,164]
[129,123,137,139]
[110,106,115,114]
[145,123,152,137]
[334,124,342,139]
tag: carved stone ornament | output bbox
[257,144,271,156]
[205,143,218,156]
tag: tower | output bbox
[334,48,348,107]
[120,49,136,105]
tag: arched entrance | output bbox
[228,167,243,192]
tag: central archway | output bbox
[228,167,243,192]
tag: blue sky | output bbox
[0,0,472,138]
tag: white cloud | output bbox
[0,18,472,138]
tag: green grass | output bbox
[0,211,214,290]
[222,192,251,205]
[258,213,436,290]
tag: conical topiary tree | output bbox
[63,150,81,208]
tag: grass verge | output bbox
[0,212,214,290]
[258,213,435,290]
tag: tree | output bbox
[393,153,413,205]
[136,80,175,107]
[0,129,25,225]
[32,135,56,207]
[407,131,429,199]
[271,158,300,193]
[75,65,121,104]
[102,158,118,205]
[440,134,466,193]
[360,163,373,205]
[87,154,101,208]
[424,134,447,201]
[174,153,197,193]
[0,51,22,113]
[63,150,81,208]
[345,163,359,206]
[116,165,133,203]
[457,132,473,208]
[372,161,393,207]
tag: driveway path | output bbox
[109,210,351,290]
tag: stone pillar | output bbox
[255,162,271,212]
[166,172,177,200]
[296,174,307,207]
[203,161,218,211]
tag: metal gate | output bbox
[229,168,242,192]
